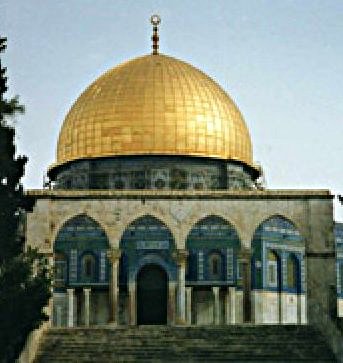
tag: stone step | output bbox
[42,331,327,341]
[38,342,332,353]
[34,325,337,362]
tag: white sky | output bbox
[1,0,342,220]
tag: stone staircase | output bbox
[34,325,337,362]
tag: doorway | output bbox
[137,264,168,325]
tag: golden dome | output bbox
[56,54,253,167]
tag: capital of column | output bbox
[239,247,252,262]
[173,249,188,266]
[107,248,121,263]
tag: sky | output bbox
[1,0,342,220]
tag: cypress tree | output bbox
[0,36,51,363]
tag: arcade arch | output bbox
[119,215,177,325]
[53,214,110,326]
[251,215,305,324]
[185,215,242,325]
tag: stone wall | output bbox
[25,189,336,329]
[26,190,332,253]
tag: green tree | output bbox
[0,36,51,363]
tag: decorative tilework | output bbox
[120,215,177,283]
[282,252,287,288]
[300,256,306,292]
[198,251,204,280]
[226,248,234,283]
[99,250,107,282]
[137,240,169,250]
[186,216,240,283]
[69,249,78,282]
[54,215,109,287]
[253,217,305,293]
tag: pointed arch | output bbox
[184,213,242,246]
[120,214,176,250]
[185,215,241,247]
[185,215,241,283]
[54,214,109,250]
[252,214,303,244]
[251,215,305,325]
[117,211,177,247]
[119,214,177,284]
[251,215,304,288]
[52,212,110,247]
[54,214,110,286]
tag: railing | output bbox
[17,320,50,363]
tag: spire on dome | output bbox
[150,14,161,55]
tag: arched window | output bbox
[54,252,67,285]
[287,254,298,289]
[82,254,96,281]
[267,250,278,288]
[208,252,222,280]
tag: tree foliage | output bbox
[0,36,51,363]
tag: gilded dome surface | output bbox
[56,54,253,167]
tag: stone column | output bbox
[56,306,62,327]
[225,286,236,324]
[279,292,284,324]
[298,257,306,324]
[107,248,121,325]
[230,286,237,324]
[185,287,192,325]
[280,252,286,324]
[83,288,91,326]
[128,282,136,325]
[224,288,230,325]
[168,281,177,325]
[175,249,188,324]
[67,288,75,328]
[213,286,220,325]
[240,248,252,323]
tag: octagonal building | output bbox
[25,18,340,331]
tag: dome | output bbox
[55,54,253,168]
